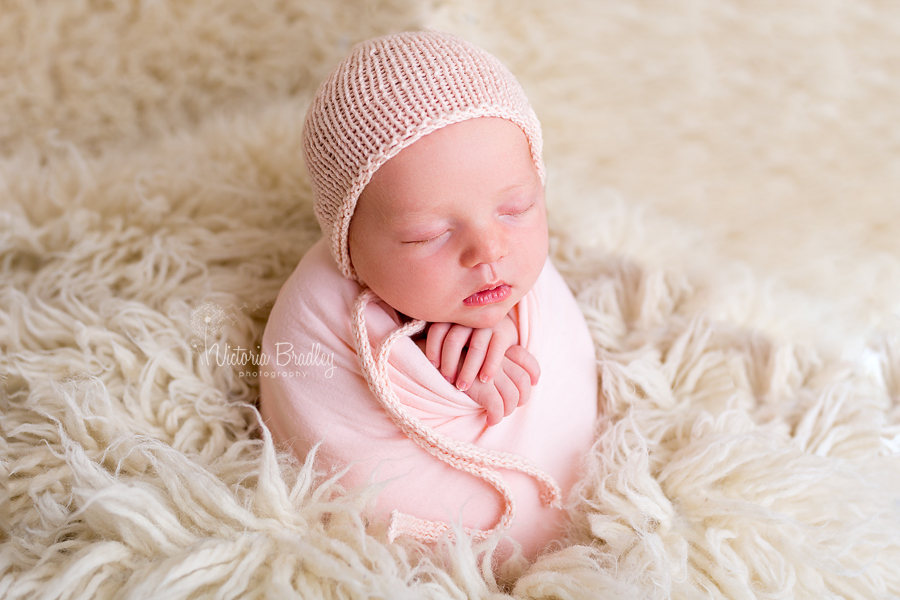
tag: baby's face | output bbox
[348,117,548,329]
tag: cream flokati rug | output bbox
[2,1,900,598]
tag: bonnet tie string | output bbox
[351,287,561,544]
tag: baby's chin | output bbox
[416,299,518,330]
[448,311,507,330]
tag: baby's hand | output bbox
[425,314,520,392]
[422,315,540,426]
[464,345,540,426]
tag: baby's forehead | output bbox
[350,117,541,238]
[367,118,535,184]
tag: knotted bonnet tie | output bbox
[351,289,562,543]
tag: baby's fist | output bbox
[466,345,540,426]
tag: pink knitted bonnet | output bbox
[302,30,545,281]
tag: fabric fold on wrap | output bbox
[351,288,562,543]
[260,238,598,557]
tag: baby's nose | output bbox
[463,227,508,268]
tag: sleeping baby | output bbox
[259,30,598,559]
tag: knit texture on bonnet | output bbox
[301,31,558,545]
[302,29,545,282]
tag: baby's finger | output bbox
[504,345,541,386]
[455,328,492,392]
[425,322,452,368]
[494,361,530,420]
[503,351,536,407]
[440,324,472,382]
[477,331,513,384]
[477,384,506,427]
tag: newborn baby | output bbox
[259,30,597,559]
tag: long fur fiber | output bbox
[2,1,899,598]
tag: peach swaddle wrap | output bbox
[259,239,597,556]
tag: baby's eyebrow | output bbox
[497,183,526,196]
[495,176,539,197]
[384,207,441,225]
[384,212,447,237]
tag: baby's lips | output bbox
[462,283,511,307]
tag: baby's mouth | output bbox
[463,283,511,307]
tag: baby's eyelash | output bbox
[505,203,535,217]
[404,231,446,245]
[402,203,535,245]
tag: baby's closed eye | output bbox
[403,229,449,245]
[499,196,537,218]
[503,202,534,217]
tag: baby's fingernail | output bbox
[456,380,468,392]
[431,360,438,368]
[444,375,454,384]
[479,374,489,383]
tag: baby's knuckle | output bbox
[505,344,524,359]
[468,339,489,353]
[511,368,530,388]
[429,323,449,336]
[446,328,471,345]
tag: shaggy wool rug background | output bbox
[3,1,899,598]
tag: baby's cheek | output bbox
[518,234,548,275]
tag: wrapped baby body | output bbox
[259,239,598,558]
[260,29,600,558]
